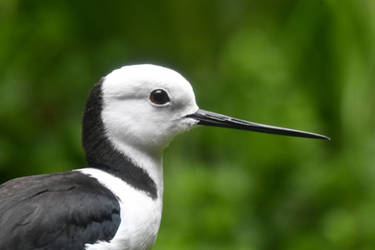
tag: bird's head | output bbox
[83,64,329,162]
[99,64,199,152]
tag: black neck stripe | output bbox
[82,80,157,199]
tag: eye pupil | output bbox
[150,89,170,105]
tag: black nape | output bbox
[82,80,157,199]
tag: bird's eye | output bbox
[150,89,170,105]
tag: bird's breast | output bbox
[79,168,163,250]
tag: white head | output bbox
[101,64,199,154]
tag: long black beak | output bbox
[186,109,330,140]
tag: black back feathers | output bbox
[0,171,120,250]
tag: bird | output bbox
[0,64,329,250]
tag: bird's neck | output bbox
[86,137,163,200]
[109,138,164,198]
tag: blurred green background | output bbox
[1,0,374,249]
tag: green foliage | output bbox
[1,0,374,249]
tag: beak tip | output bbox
[311,134,331,141]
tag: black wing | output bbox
[0,171,121,250]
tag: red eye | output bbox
[150,89,170,105]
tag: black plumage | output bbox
[0,171,120,250]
